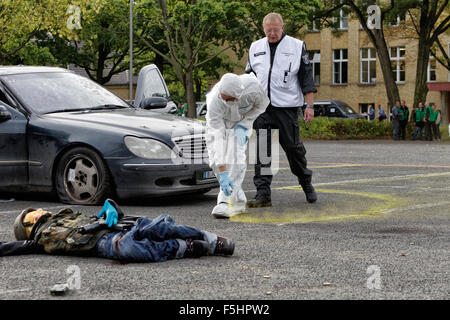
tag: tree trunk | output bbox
[413,39,431,108]
[347,0,401,111]
[154,54,165,76]
[184,69,196,118]
[373,29,401,109]
[194,74,202,101]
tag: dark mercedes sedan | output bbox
[0,66,218,205]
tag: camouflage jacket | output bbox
[29,208,109,255]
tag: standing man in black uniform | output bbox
[245,12,317,207]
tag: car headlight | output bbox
[124,136,178,160]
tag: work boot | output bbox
[299,177,317,203]
[246,194,272,208]
[214,236,235,256]
[184,239,209,258]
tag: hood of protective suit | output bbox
[219,73,245,99]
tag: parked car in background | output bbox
[0,66,217,205]
[196,101,207,117]
[302,100,365,119]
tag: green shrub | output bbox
[298,117,400,140]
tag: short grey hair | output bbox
[263,12,284,26]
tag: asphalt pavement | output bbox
[0,139,449,302]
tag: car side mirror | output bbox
[0,105,11,122]
[140,97,168,110]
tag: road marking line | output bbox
[309,161,450,169]
[379,201,450,214]
[231,188,405,224]
[207,171,450,197]
[277,171,450,189]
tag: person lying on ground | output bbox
[0,199,234,261]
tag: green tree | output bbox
[315,0,402,108]
[0,0,101,65]
[40,0,138,85]
[134,0,251,118]
[242,0,322,38]
[402,0,450,107]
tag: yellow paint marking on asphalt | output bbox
[247,164,450,173]
[280,171,450,188]
[231,188,405,225]
[246,164,362,173]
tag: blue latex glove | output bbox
[97,200,118,227]
[218,171,234,196]
[233,125,248,146]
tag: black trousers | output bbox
[252,105,312,198]
[399,120,408,140]
[424,121,433,141]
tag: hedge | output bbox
[298,117,416,140]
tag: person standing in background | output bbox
[399,100,409,140]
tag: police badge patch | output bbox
[302,54,310,65]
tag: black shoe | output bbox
[214,236,235,256]
[246,195,272,208]
[184,239,209,258]
[300,178,317,203]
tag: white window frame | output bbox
[332,7,348,30]
[448,43,450,82]
[339,9,348,30]
[360,48,376,84]
[309,50,321,86]
[390,47,406,83]
[389,16,401,27]
[333,49,348,85]
[306,20,319,32]
[427,55,437,82]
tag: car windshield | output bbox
[337,103,356,114]
[2,72,130,114]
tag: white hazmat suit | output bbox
[206,73,270,218]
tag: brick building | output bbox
[302,18,450,125]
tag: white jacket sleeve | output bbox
[205,94,227,168]
[236,90,270,131]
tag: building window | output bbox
[309,50,321,86]
[333,9,348,30]
[360,48,376,84]
[427,56,436,82]
[359,103,375,115]
[339,9,348,30]
[306,20,320,32]
[390,47,406,83]
[333,49,348,85]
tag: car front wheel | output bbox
[55,147,112,205]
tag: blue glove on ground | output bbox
[219,171,234,196]
[233,125,248,146]
[97,200,119,227]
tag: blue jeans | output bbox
[393,120,400,139]
[412,123,423,140]
[96,215,217,262]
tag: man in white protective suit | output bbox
[206,73,270,219]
